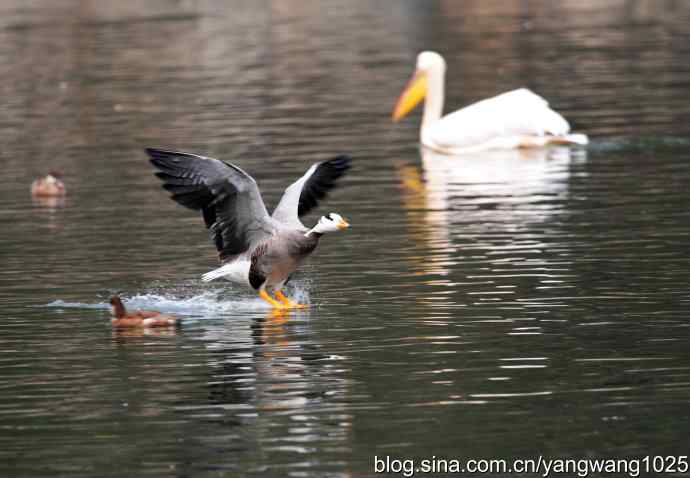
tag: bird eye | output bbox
[326,213,333,220]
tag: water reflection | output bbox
[31,195,66,210]
[397,146,587,279]
[192,308,352,461]
[83,304,354,473]
[111,326,179,340]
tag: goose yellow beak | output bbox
[392,70,427,122]
[337,218,350,230]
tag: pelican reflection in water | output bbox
[396,146,588,279]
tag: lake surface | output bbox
[2,1,690,476]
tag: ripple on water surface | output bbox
[2,1,690,476]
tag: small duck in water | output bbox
[109,296,177,328]
[31,171,66,197]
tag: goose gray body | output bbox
[248,230,320,289]
[147,148,350,308]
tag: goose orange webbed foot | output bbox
[259,290,289,310]
[275,290,309,309]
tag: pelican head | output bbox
[310,213,350,235]
[392,51,446,122]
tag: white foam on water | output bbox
[289,287,311,306]
[45,286,312,320]
[121,291,271,315]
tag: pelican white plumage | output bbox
[147,148,351,309]
[393,51,588,154]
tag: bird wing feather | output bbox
[272,155,351,228]
[147,148,276,262]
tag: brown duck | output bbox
[109,296,177,328]
[31,171,66,197]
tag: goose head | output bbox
[310,213,350,235]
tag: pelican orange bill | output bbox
[392,70,428,121]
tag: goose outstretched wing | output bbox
[147,148,276,262]
[272,155,351,229]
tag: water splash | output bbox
[45,300,107,310]
[45,287,311,319]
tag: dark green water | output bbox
[1,1,690,477]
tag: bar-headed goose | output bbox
[147,148,351,309]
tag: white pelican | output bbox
[147,148,351,310]
[393,51,588,154]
